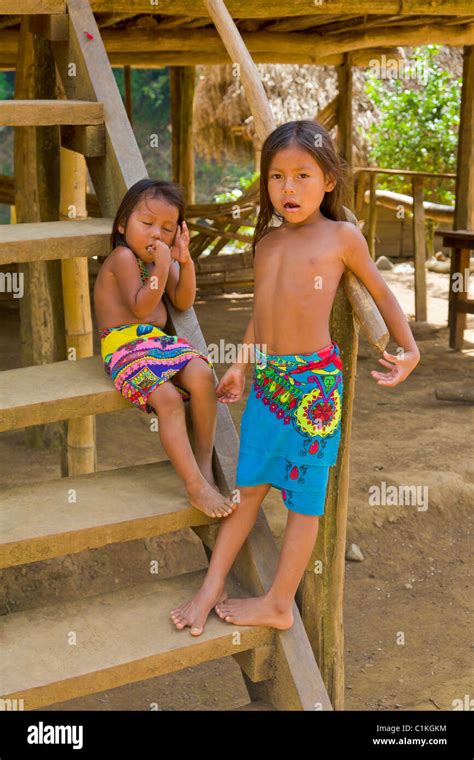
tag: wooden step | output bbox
[0,218,112,265]
[1,570,273,710]
[0,461,215,569]
[0,356,130,433]
[0,100,104,127]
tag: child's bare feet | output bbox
[170,583,228,636]
[186,476,236,518]
[214,594,294,630]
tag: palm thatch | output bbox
[193,47,464,167]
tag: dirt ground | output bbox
[0,267,473,711]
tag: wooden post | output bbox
[296,287,358,710]
[13,18,68,469]
[124,64,133,128]
[59,146,97,476]
[337,53,354,210]
[450,45,474,349]
[170,66,195,204]
[412,176,428,322]
[366,172,378,260]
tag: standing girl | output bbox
[170,120,420,635]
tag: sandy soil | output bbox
[0,267,472,711]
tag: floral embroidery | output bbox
[253,345,343,456]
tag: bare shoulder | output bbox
[254,225,282,256]
[108,245,136,266]
[331,220,367,255]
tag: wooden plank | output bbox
[0,218,112,265]
[0,355,130,432]
[366,172,378,258]
[435,382,474,403]
[88,1,474,17]
[1,570,271,710]
[356,167,456,179]
[450,47,474,348]
[436,229,474,247]
[412,176,428,322]
[170,66,196,204]
[0,461,216,569]
[0,1,65,11]
[0,100,104,127]
[337,53,354,208]
[52,0,147,215]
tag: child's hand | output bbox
[371,348,420,387]
[151,240,172,264]
[170,221,191,265]
[216,366,246,403]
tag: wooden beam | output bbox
[366,173,378,259]
[51,0,147,216]
[3,21,472,65]
[337,54,354,209]
[0,100,104,127]
[412,177,428,322]
[124,65,133,126]
[101,25,474,56]
[87,1,474,17]
[13,18,68,464]
[0,219,111,265]
[1,1,65,11]
[170,67,196,204]
[454,46,474,231]
[59,143,97,476]
[0,29,401,68]
[451,45,474,349]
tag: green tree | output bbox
[362,46,461,205]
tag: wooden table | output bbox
[435,229,474,349]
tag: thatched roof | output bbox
[0,7,473,68]
[193,46,464,166]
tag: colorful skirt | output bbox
[100,323,212,414]
[236,341,344,516]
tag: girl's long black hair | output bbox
[252,120,348,257]
[110,178,185,251]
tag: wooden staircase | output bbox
[0,1,333,711]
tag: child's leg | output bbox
[215,510,320,630]
[170,484,270,635]
[147,381,233,519]
[171,358,217,485]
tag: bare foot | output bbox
[170,584,228,636]
[214,594,294,630]
[186,476,236,518]
[196,459,216,488]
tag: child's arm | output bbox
[165,221,196,311]
[112,244,171,320]
[340,223,420,387]
[216,315,255,403]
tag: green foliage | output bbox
[362,46,461,204]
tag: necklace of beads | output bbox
[136,256,150,284]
